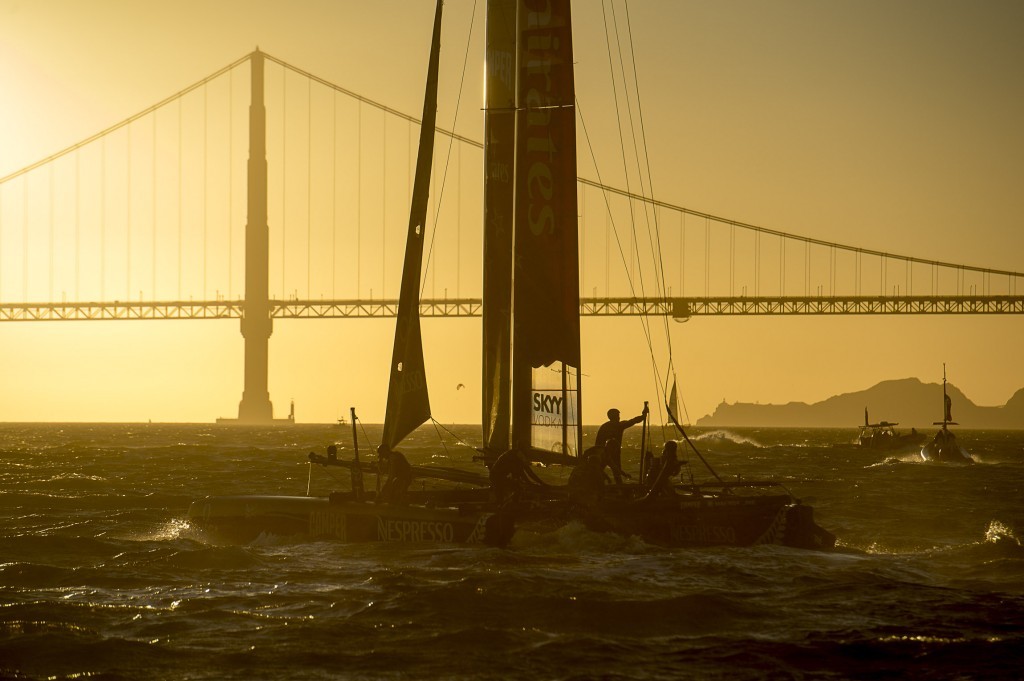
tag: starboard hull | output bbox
[187,495,515,547]
[920,433,974,464]
[566,492,835,551]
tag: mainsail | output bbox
[510,0,581,459]
[381,0,443,451]
[481,0,517,456]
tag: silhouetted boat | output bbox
[477,0,834,551]
[189,2,513,548]
[920,365,973,464]
[858,408,925,450]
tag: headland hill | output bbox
[696,378,1024,429]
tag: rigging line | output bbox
[577,99,665,409]
[600,0,659,383]
[620,0,675,416]
[607,0,660,369]
[614,0,663,299]
[600,2,641,291]
[0,53,251,186]
[422,0,478,297]
[431,417,481,456]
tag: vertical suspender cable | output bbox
[580,185,586,298]
[382,108,387,298]
[101,138,107,301]
[0,183,4,302]
[331,90,337,299]
[76,151,81,299]
[22,177,28,300]
[203,84,208,299]
[605,205,610,297]
[49,164,55,301]
[152,112,157,300]
[357,101,361,296]
[457,142,460,297]
[127,125,132,300]
[680,211,685,297]
[282,67,288,297]
[228,67,234,300]
[178,99,183,300]
[307,77,312,298]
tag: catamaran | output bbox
[191,0,835,551]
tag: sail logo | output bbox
[532,392,564,416]
[487,48,514,93]
[488,160,511,183]
[377,517,456,543]
[309,511,347,540]
[397,364,426,394]
[520,0,570,237]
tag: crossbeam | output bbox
[2,295,1021,322]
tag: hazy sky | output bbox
[1,0,1022,426]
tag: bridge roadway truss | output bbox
[2,295,1022,322]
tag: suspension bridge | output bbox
[1,51,1021,422]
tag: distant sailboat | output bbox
[920,365,974,464]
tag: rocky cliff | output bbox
[696,378,1024,429]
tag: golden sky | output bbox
[0,0,1021,426]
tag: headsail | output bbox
[511,0,581,459]
[382,0,443,451]
[482,0,517,456]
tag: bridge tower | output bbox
[221,49,283,425]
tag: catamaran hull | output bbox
[187,495,515,547]
[920,437,974,464]
[859,433,927,451]
[577,495,835,551]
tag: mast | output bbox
[381,0,444,450]
[510,0,580,459]
[481,0,517,457]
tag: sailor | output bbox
[594,404,649,484]
[376,444,412,505]
[489,449,544,506]
[327,444,338,462]
[634,440,681,504]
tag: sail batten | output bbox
[382,0,444,451]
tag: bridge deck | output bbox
[1,296,1021,321]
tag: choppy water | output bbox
[2,423,1022,680]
